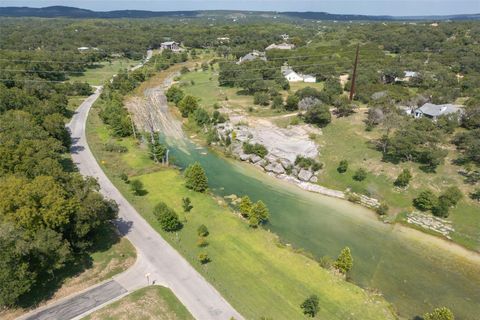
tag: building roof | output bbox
[161,41,178,45]
[404,71,418,77]
[265,43,295,50]
[417,103,462,117]
[238,51,266,63]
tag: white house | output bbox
[282,67,316,83]
[395,71,419,82]
[265,43,295,50]
[160,41,181,52]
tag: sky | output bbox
[1,0,479,16]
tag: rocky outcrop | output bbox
[406,212,454,239]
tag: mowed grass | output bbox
[84,286,193,320]
[86,106,396,320]
[1,227,136,320]
[315,111,480,250]
[69,59,139,86]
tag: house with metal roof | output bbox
[160,41,181,52]
[414,103,463,121]
[237,50,267,64]
[281,66,316,83]
[265,43,295,50]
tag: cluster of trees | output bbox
[413,187,463,218]
[0,74,117,307]
[238,196,270,227]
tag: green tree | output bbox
[285,95,300,111]
[254,92,270,106]
[148,133,167,163]
[185,162,208,192]
[249,200,269,227]
[337,160,348,173]
[178,95,199,118]
[165,86,185,106]
[394,169,412,188]
[413,190,437,211]
[300,295,319,317]
[182,197,193,212]
[439,186,463,207]
[353,168,367,181]
[271,95,284,109]
[334,247,353,274]
[130,179,145,196]
[423,307,455,320]
[239,195,253,218]
[197,224,209,237]
[153,202,182,232]
[304,103,331,127]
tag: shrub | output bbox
[303,103,331,127]
[413,190,437,211]
[353,168,367,181]
[196,237,209,247]
[242,142,268,158]
[318,256,334,269]
[337,160,348,173]
[285,95,300,111]
[182,197,193,212]
[153,202,183,232]
[165,86,185,105]
[193,108,211,126]
[119,173,129,183]
[271,95,284,109]
[394,169,412,188]
[439,186,462,207]
[239,195,253,218]
[253,92,270,106]
[347,193,361,203]
[470,188,480,201]
[130,179,145,196]
[334,247,353,274]
[104,142,128,153]
[376,203,389,216]
[249,200,269,227]
[197,224,209,237]
[300,295,319,317]
[185,162,208,192]
[178,95,199,117]
[423,307,454,320]
[198,252,210,264]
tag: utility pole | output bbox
[349,44,360,101]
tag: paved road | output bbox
[63,58,241,319]
[23,281,127,320]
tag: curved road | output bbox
[20,53,243,320]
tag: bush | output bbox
[193,108,211,126]
[294,156,323,171]
[470,188,480,201]
[239,195,253,218]
[334,247,353,274]
[104,142,128,153]
[197,224,209,237]
[300,295,319,317]
[376,203,389,216]
[249,200,269,227]
[337,160,348,173]
[178,95,199,117]
[153,202,183,232]
[198,252,210,264]
[271,95,284,109]
[303,103,331,127]
[413,190,437,211]
[423,307,454,320]
[165,86,185,105]
[130,179,145,196]
[439,186,462,207]
[353,168,367,181]
[185,162,208,192]
[182,197,193,212]
[196,237,209,247]
[285,95,300,111]
[253,92,270,106]
[119,173,129,183]
[318,256,334,269]
[242,142,268,158]
[394,169,412,188]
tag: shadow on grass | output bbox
[16,224,120,309]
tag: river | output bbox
[163,135,480,319]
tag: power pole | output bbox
[349,44,360,101]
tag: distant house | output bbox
[265,43,295,50]
[77,46,90,51]
[237,50,267,64]
[217,37,230,44]
[414,103,463,121]
[160,41,181,52]
[395,71,418,82]
[282,67,316,83]
[280,34,289,41]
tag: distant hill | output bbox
[0,6,478,21]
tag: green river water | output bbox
[167,138,480,319]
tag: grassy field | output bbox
[86,102,396,320]
[1,227,136,320]
[84,286,193,320]
[69,59,139,86]
[314,111,480,250]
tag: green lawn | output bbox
[83,286,193,320]
[86,104,396,320]
[315,111,480,250]
[69,59,139,86]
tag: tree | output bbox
[271,96,284,109]
[193,108,211,126]
[153,202,182,232]
[178,95,199,118]
[182,197,193,212]
[148,133,167,163]
[413,190,437,211]
[300,295,319,317]
[423,307,455,320]
[42,113,71,148]
[337,160,348,173]
[394,169,412,188]
[334,247,353,274]
[254,92,270,106]
[249,200,269,227]
[239,196,253,218]
[304,103,331,127]
[197,224,209,237]
[185,162,208,192]
[165,86,185,106]
[439,186,462,208]
[285,95,300,111]
[353,168,367,181]
[130,179,145,196]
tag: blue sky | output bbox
[1,0,479,16]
